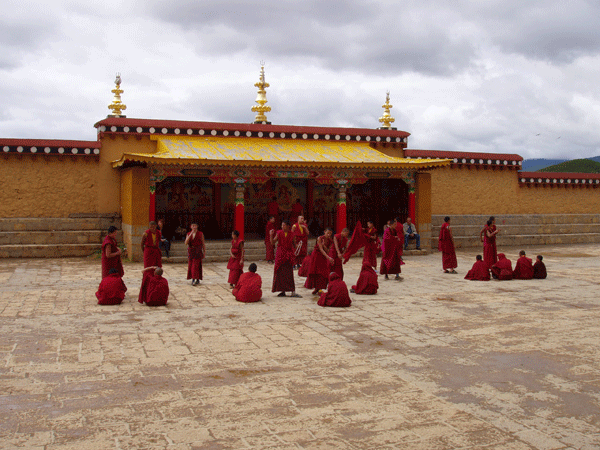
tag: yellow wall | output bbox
[516,184,600,213]
[0,156,99,217]
[120,166,150,261]
[415,172,432,248]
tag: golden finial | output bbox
[378,91,395,129]
[108,73,127,117]
[251,62,271,124]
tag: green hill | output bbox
[538,159,600,173]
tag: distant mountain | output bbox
[539,159,600,173]
[522,156,600,172]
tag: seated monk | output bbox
[139,266,169,306]
[351,263,379,294]
[533,255,547,279]
[464,255,490,281]
[96,268,127,305]
[298,252,312,278]
[232,263,263,303]
[318,272,352,307]
[491,253,513,280]
[513,250,534,280]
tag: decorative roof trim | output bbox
[0,139,101,156]
[518,171,600,187]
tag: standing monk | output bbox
[265,216,276,263]
[363,220,379,269]
[305,228,334,294]
[291,215,309,269]
[227,230,244,287]
[291,199,304,223]
[186,223,205,286]
[270,220,301,298]
[438,216,458,274]
[329,228,350,280]
[380,219,402,280]
[480,216,499,269]
[101,226,124,279]
[141,221,162,268]
[267,196,279,227]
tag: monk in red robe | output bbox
[513,250,534,279]
[305,228,334,294]
[139,266,169,306]
[363,220,379,268]
[267,196,279,226]
[270,220,301,297]
[265,216,276,263]
[380,219,403,280]
[291,216,309,268]
[480,216,499,269]
[491,253,513,280]
[101,226,124,279]
[533,255,547,279]
[227,230,244,287]
[464,255,490,281]
[329,228,349,280]
[186,223,205,286]
[298,253,312,277]
[96,268,127,305]
[233,263,263,303]
[438,216,458,273]
[318,272,351,307]
[351,263,378,294]
[141,221,162,268]
[291,199,304,223]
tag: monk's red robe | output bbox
[142,229,162,268]
[265,222,275,262]
[227,238,244,285]
[267,201,279,220]
[96,273,127,305]
[483,224,498,269]
[298,254,311,277]
[139,272,169,306]
[491,253,513,280]
[438,222,457,270]
[318,273,351,307]
[363,226,379,268]
[352,263,378,294]
[380,227,402,275]
[305,235,332,290]
[186,231,204,280]
[329,233,348,280]
[464,260,490,281]
[513,256,534,280]
[233,272,263,303]
[272,230,296,293]
[101,235,124,279]
[291,202,303,222]
[292,222,309,266]
[533,260,547,279]
[342,221,366,263]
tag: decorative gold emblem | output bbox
[251,62,271,124]
[378,91,395,129]
[108,73,127,117]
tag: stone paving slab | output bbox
[1,245,599,449]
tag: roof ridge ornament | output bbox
[378,91,395,130]
[108,73,127,118]
[251,62,271,124]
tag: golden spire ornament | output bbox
[108,73,127,117]
[251,63,271,124]
[378,91,395,129]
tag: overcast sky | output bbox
[2,0,600,159]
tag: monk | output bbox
[291,199,304,223]
[96,268,127,305]
[491,253,513,280]
[305,228,334,294]
[318,272,351,307]
[186,223,205,286]
[232,263,262,303]
[141,221,162,268]
[227,230,244,287]
[291,215,309,268]
[513,250,534,280]
[481,216,499,269]
[380,219,403,280]
[438,216,458,274]
[363,220,380,269]
[351,263,379,294]
[139,266,169,306]
[265,216,276,263]
[101,226,124,279]
[298,252,312,277]
[464,255,490,281]
[329,228,350,279]
[267,196,279,225]
[533,255,547,279]
[270,220,301,297]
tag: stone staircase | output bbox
[0,216,121,258]
[431,214,600,249]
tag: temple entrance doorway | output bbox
[347,179,408,231]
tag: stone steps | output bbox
[0,244,101,258]
[0,230,105,246]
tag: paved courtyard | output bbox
[1,244,599,449]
